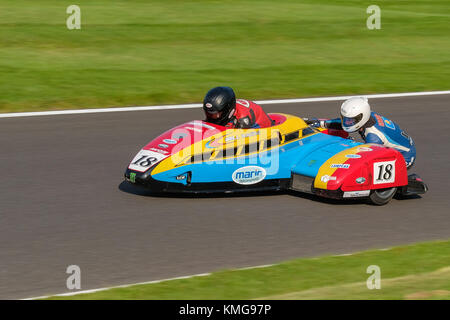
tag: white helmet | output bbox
[340,97,371,132]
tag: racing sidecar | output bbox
[124,113,427,205]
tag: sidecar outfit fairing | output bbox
[125,114,427,205]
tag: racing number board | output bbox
[373,160,396,184]
[129,150,166,172]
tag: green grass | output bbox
[262,267,450,300]
[0,0,449,112]
[46,240,450,300]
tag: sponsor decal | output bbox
[176,174,186,181]
[205,139,218,149]
[343,190,370,198]
[185,126,203,133]
[356,177,366,184]
[232,166,266,185]
[158,144,169,149]
[346,154,361,159]
[384,118,396,130]
[225,135,238,143]
[205,103,213,109]
[172,132,188,139]
[242,132,258,139]
[163,139,178,144]
[358,147,373,152]
[320,175,337,183]
[149,147,169,155]
[207,131,259,149]
[330,164,350,169]
[129,172,136,183]
[188,121,216,130]
[401,131,410,140]
[236,99,250,108]
[375,114,385,127]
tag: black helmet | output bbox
[203,86,236,125]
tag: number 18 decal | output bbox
[373,160,396,184]
[128,150,167,172]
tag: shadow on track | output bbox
[118,181,366,205]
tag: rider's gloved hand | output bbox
[303,117,324,128]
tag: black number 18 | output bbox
[132,155,158,167]
[377,164,393,181]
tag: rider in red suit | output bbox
[203,86,273,128]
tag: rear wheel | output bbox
[368,187,397,205]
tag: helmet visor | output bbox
[205,109,224,122]
[341,113,363,129]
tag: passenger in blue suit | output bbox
[308,97,416,169]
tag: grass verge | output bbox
[46,240,450,300]
[0,0,449,112]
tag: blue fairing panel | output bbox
[152,148,288,184]
[288,133,362,177]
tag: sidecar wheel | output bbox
[368,187,397,206]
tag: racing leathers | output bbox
[224,99,274,129]
[321,112,416,168]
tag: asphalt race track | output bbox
[1,94,449,299]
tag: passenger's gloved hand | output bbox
[236,116,253,129]
[303,117,324,128]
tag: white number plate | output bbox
[128,150,167,172]
[373,160,396,184]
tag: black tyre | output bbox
[368,187,397,206]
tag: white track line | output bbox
[2,90,449,119]
[22,273,212,300]
[23,264,275,300]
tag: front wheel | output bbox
[368,187,397,206]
